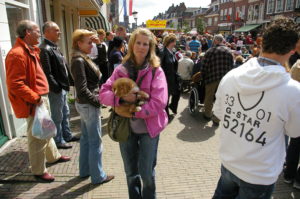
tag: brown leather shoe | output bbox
[101,175,114,184]
[34,172,55,182]
[55,155,71,163]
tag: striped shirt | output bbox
[189,40,201,53]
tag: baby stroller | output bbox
[188,72,205,116]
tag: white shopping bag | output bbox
[32,103,57,139]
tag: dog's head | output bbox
[112,78,138,97]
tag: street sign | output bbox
[146,20,167,29]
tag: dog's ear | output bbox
[112,84,122,97]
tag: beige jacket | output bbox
[290,59,300,82]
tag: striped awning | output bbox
[234,24,261,32]
[83,12,109,31]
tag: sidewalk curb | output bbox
[0,138,18,154]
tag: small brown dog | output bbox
[112,78,149,118]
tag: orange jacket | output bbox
[5,38,48,118]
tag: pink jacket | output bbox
[100,64,168,138]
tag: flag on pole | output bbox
[123,0,127,16]
[129,0,133,16]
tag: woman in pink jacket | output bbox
[100,28,168,199]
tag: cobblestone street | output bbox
[0,94,299,199]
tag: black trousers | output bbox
[99,62,109,85]
[285,137,300,182]
[165,90,180,117]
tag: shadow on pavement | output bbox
[176,107,217,142]
[0,182,37,199]
[33,176,95,199]
[0,151,31,180]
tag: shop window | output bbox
[6,4,28,46]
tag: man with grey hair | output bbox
[201,34,234,124]
[40,21,78,149]
[5,20,70,182]
[178,50,194,81]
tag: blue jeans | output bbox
[75,102,107,184]
[48,90,72,144]
[212,165,275,199]
[119,133,159,199]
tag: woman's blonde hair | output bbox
[122,28,160,67]
[97,29,106,36]
[235,55,244,63]
[163,33,177,47]
[72,29,95,50]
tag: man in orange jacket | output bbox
[5,20,70,182]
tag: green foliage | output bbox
[169,22,174,28]
[196,18,206,34]
[183,20,191,33]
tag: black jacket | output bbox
[39,39,73,93]
[159,47,179,95]
[94,43,108,66]
[71,56,101,108]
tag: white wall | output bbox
[0,0,39,138]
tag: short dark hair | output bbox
[192,36,196,40]
[42,21,57,34]
[112,36,124,48]
[16,20,35,39]
[262,17,300,55]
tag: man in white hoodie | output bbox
[212,17,300,199]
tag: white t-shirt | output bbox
[88,43,98,60]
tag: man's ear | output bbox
[25,29,31,37]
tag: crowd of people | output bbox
[4,16,300,199]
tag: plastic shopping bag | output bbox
[32,104,57,139]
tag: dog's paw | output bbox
[138,101,145,105]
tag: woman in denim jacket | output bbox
[100,28,168,199]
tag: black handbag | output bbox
[107,68,157,142]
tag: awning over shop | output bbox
[234,24,261,32]
[82,12,109,31]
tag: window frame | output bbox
[267,0,275,14]
[285,0,294,11]
[275,0,284,13]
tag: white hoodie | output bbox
[213,57,300,185]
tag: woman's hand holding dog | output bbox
[122,93,137,103]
